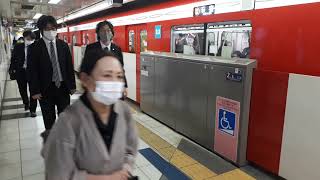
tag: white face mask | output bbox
[25,40,34,46]
[43,30,57,41]
[91,81,124,105]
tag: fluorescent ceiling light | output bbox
[48,0,62,4]
[33,13,43,19]
[57,0,116,23]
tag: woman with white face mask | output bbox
[42,49,138,180]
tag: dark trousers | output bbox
[16,69,37,112]
[39,82,70,130]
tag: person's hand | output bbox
[32,94,42,100]
[70,89,77,95]
[110,169,129,180]
[124,88,128,97]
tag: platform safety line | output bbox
[135,120,218,179]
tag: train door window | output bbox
[87,34,90,44]
[140,30,147,52]
[129,30,135,53]
[82,33,89,45]
[171,24,205,55]
[72,35,77,45]
[82,33,86,45]
[207,21,252,59]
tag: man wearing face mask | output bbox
[84,20,128,97]
[29,15,76,141]
[9,30,38,117]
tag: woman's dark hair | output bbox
[37,15,57,33]
[23,30,36,39]
[95,20,114,40]
[80,49,120,76]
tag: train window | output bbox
[72,35,77,45]
[171,24,205,55]
[207,21,252,59]
[82,33,89,45]
[82,33,86,45]
[129,30,135,53]
[140,30,147,52]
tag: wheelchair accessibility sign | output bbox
[214,96,240,162]
[218,109,236,136]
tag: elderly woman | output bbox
[42,49,138,180]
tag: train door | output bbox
[126,24,147,103]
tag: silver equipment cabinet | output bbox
[140,51,256,166]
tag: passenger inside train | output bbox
[0,0,319,180]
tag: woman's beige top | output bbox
[42,99,138,180]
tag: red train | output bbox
[57,1,320,179]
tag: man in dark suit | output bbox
[9,31,38,117]
[84,20,128,96]
[29,15,76,138]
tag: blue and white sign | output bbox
[155,25,161,39]
[218,109,236,136]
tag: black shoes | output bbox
[30,112,37,117]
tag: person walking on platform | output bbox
[42,49,138,180]
[85,20,128,97]
[29,15,76,141]
[9,30,38,117]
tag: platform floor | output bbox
[0,80,278,180]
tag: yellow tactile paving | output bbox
[170,151,198,168]
[135,120,254,180]
[205,169,255,180]
[157,146,176,160]
[181,164,217,180]
[148,137,172,150]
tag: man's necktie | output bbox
[50,41,61,88]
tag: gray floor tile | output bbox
[0,150,21,167]
[2,104,25,110]
[3,100,23,106]
[19,130,43,140]
[20,137,42,150]
[240,165,282,180]
[3,97,22,102]
[21,148,42,162]
[19,117,45,131]
[3,98,22,102]
[0,140,20,153]
[177,138,237,175]
[22,159,44,176]
[139,165,162,180]
[1,111,41,121]
[0,125,19,134]
[23,173,45,180]
[0,163,22,180]
[0,132,20,143]
[0,119,19,127]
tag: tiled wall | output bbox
[0,25,11,118]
